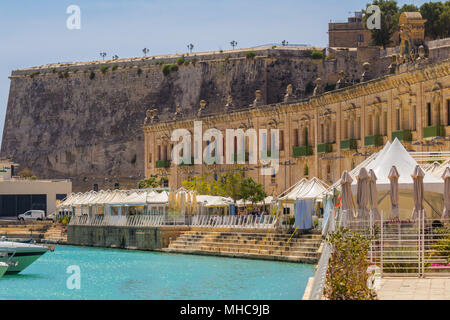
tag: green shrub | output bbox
[162,64,171,76]
[30,71,40,79]
[89,71,95,80]
[100,65,109,74]
[176,56,185,65]
[112,64,118,71]
[169,64,178,72]
[325,53,336,60]
[162,64,178,76]
[60,215,71,226]
[191,58,198,66]
[311,50,324,60]
[324,228,377,300]
[184,60,190,66]
[245,51,256,59]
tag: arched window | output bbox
[304,127,309,146]
[375,113,380,135]
[114,183,119,190]
[447,99,450,126]
[427,103,432,126]
[93,184,99,192]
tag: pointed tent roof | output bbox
[279,177,329,201]
[351,138,443,192]
[196,195,233,207]
[330,142,391,190]
[146,191,169,204]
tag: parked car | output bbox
[17,210,45,221]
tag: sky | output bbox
[0,0,437,143]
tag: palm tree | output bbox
[230,40,237,50]
[281,40,288,46]
[187,43,194,53]
[100,52,107,60]
[112,55,119,60]
[143,48,149,56]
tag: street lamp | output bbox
[280,160,296,192]
[319,154,344,183]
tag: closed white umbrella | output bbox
[411,165,425,220]
[368,169,381,222]
[388,166,400,220]
[356,168,370,220]
[340,171,354,226]
[442,167,450,222]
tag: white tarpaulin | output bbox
[330,142,391,190]
[279,177,329,201]
[196,195,233,208]
[236,196,274,207]
[351,138,443,193]
[146,191,169,204]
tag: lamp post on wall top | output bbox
[280,160,296,192]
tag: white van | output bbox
[18,210,45,221]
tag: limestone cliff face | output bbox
[1,47,370,191]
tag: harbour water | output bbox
[0,245,314,300]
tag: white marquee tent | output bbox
[279,177,329,202]
[351,138,443,193]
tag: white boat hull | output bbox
[0,241,49,274]
[0,262,7,278]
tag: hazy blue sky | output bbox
[0,0,436,142]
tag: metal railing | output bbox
[69,214,277,228]
[309,210,336,300]
[190,214,276,229]
[70,215,165,227]
[338,210,449,278]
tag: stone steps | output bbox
[42,225,67,244]
[166,231,322,263]
[0,221,53,240]
[177,235,321,244]
[174,239,320,251]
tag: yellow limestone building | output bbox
[143,57,449,196]
[143,12,448,196]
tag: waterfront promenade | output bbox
[376,278,450,300]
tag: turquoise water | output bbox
[0,246,314,300]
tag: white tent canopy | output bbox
[330,142,391,191]
[351,138,443,193]
[279,177,329,201]
[236,196,274,207]
[196,195,233,208]
[146,191,169,204]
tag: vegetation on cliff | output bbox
[364,0,450,48]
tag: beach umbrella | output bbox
[186,192,192,215]
[411,165,425,220]
[340,170,354,226]
[442,167,450,222]
[368,169,381,222]
[192,192,198,215]
[356,167,370,220]
[388,166,400,220]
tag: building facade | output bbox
[328,12,374,48]
[143,58,450,196]
[0,161,72,218]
